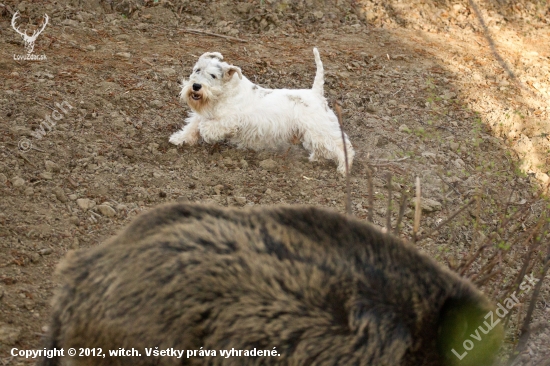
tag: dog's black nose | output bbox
[192,83,202,91]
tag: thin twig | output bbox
[417,198,476,242]
[179,28,248,43]
[334,102,351,216]
[17,151,36,167]
[499,217,547,303]
[508,245,550,364]
[413,177,421,244]
[472,189,481,250]
[385,173,392,231]
[394,187,408,236]
[367,161,374,223]
[436,172,462,196]
[32,98,56,112]
[459,245,490,276]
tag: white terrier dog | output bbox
[169,48,355,175]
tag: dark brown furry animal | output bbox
[39,203,502,366]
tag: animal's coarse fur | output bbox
[39,204,502,366]
[169,49,355,176]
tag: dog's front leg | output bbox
[169,118,201,146]
[198,120,236,144]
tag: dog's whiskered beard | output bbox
[181,83,222,114]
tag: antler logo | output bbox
[11,11,49,55]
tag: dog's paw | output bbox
[337,165,348,177]
[169,130,199,146]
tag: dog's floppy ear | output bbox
[199,52,223,61]
[224,65,242,80]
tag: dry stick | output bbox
[394,187,408,236]
[508,245,550,365]
[459,245,491,277]
[500,186,517,226]
[367,161,374,223]
[436,172,461,196]
[470,251,501,283]
[412,177,421,244]
[385,173,392,232]
[179,28,248,43]
[472,189,481,251]
[480,209,548,284]
[416,199,476,242]
[500,220,547,329]
[334,102,351,216]
[499,218,548,307]
[476,193,544,264]
[474,268,502,287]
[6,149,37,168]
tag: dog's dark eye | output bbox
[210,74,216,79]
[195,69,201,73]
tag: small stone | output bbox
[161,68,176,77]
[71,238,80,249]
[116,204,128,211]
[259,159,277,171]
[52,187,68,203]
[214,184,224,195]
[45,160,60,172]
[39,248,53,255]
[442,91,456,100]
[116,52,131,58]
[40,171,53,180]
[150,100,164,109]
[61,19,80,27]
[29,252,40,263]
[410,198,442,212]
[449,142,460,151]
[68,194,78,201]
[76,198,95,210]
[85,45,96,51]
[11,177,25,187]
[152,172,162,178]
[453,158,465,169]
[234,196,247,206]
[69,216,79,225]
[24,299,34,310]
[24,187,34,196]
[123,149,135,158]
[240,159,248,168]
[0,173,6,185]
[97,204,116,217]
[399,124,411,133]
[0,324,21,345]
[376,136,389,147]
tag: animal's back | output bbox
[39,203,503,366]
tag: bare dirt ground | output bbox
[0,0,549,365]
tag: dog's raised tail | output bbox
[312,47,324,95]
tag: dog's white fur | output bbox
[169,48,355,175]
